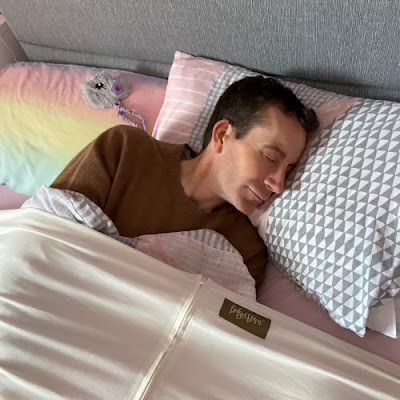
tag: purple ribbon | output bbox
[113,102,147,132]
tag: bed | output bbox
[0,1,399,398]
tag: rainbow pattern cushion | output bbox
[0,62,167,195]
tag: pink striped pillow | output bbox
[153,52,225,144]
[153,51,354,152]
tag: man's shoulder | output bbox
[213,205,267,282]
[103,125,182,153]
[102,125,152,144]
[218,205,264,245]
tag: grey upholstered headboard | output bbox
[1,0,399,101]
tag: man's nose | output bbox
[264,169,285,194]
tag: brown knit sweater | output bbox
[51,125,267,284]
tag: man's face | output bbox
[214,106,306,216]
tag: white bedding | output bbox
[21,185,257,298]
[1,209,399,399]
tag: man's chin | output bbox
[231,192,262,216]
[236,201,258,217]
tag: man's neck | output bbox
[180,153,225,213]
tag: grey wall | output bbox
[1,0,399,100]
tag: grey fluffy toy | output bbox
[81,70,147,131]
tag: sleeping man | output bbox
[23,76,318,290]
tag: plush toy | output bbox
[81,71,147,131]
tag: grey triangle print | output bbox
[265,99,400,336]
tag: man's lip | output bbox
[249,188,268,203]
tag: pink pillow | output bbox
[153,53,226,145]
[153,51,355,152]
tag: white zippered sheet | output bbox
[0,209,399,399]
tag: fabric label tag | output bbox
[219,298,271,339]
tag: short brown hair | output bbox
[202,76,319,149]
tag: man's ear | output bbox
[211,119,232,153]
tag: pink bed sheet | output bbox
[258,264,400,365]
[1,184,399,365]
[0,184,29,209]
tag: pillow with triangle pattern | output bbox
[262,99,400,337]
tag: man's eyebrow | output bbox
[262,144,287,159]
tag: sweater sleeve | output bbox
[51,125,142,209]
[246,246,268,287]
